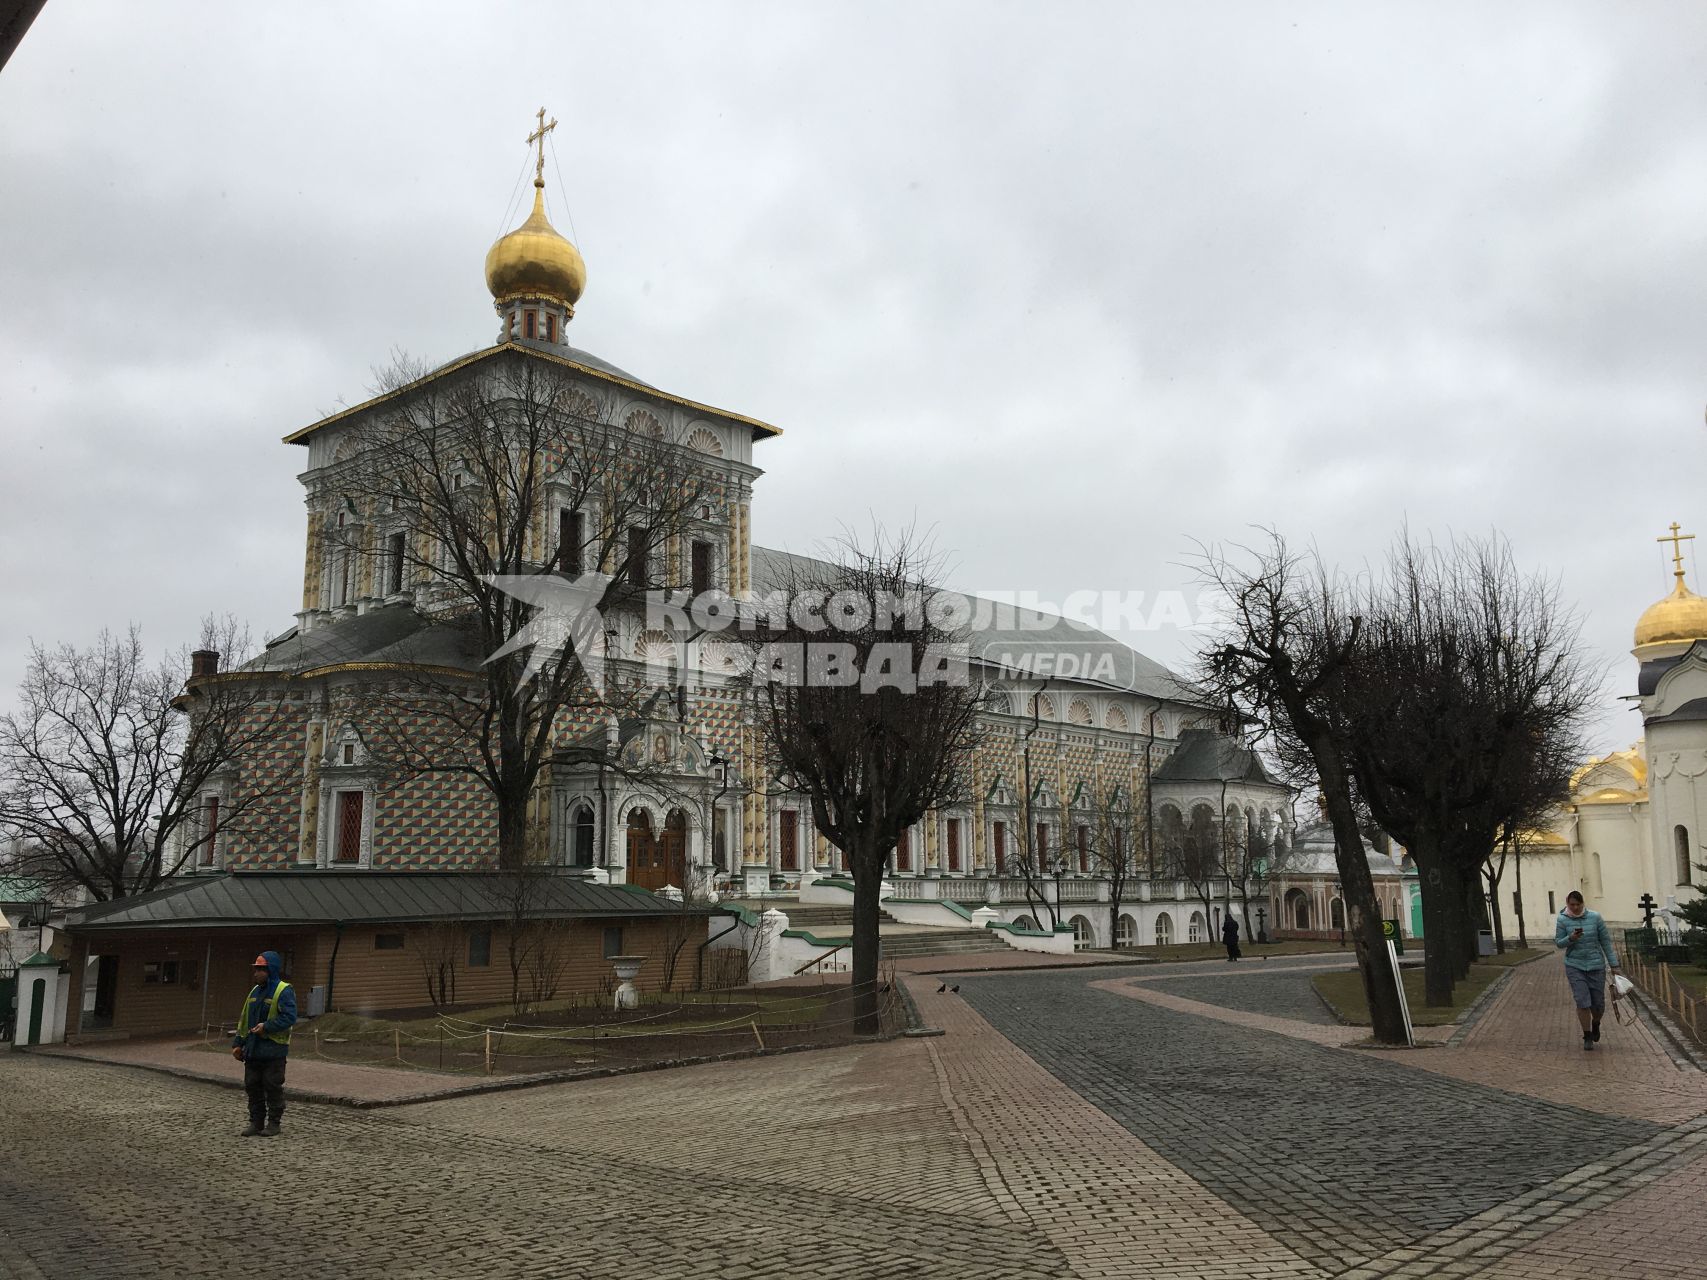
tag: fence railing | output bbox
[1624,952,1706,1046]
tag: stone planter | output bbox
[610,955,646,1010]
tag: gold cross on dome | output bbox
[527,106,557,186]
[1659,521,1695,583]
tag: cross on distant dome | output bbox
[1660,521,1695,584]
[527,106,557,187]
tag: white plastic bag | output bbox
[1612,973,1634,998]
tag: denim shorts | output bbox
[1566,965,1605,1012]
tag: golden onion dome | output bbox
[484,183,586,307]
[1635,579,1707,651]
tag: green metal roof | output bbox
[0,877,48,903]
[66,871,706,933]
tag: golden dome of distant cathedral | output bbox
[1635,523,1707,654]
[484,182,585,309]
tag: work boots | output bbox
[240,1121,265,1137]
[262,1119,281,1137]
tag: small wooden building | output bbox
[63,871,709,1038]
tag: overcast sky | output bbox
[2,1,1704,754]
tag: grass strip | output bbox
[1311,952,1542,1027]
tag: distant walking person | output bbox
[1555,891,1619,1051]
[1222,914,1242,962]
[231,950,296,1135]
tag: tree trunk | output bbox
[1299,724,1407,1044]
[851,844,884,1035]
[1513,843,1528,949]
[1459,865,1484,978]
[1485,859,1506,955]
[497,796,528,871]
[1416,852,1456,1007]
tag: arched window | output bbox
[1070,915,1094,951]
[1116,914,1138,947]
[1677,825,1693,886]
[1154,912,1174,946]
[1285,887,1310,931]
[571,803,595,867]
[1330,898,1347,930]
[1187,911,1206,943]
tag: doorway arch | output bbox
[1284,887,1310,931]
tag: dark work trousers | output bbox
[244,1057,287,1125]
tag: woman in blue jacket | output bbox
[1555,891,1620,1051]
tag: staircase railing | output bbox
[793,944,849,976]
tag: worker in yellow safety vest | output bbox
[231,950,296,1137]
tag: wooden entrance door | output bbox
[627,810,659,889]
[660,809,688,889]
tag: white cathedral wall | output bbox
[1501,848,1578,944]
[1571,802,1652,928]
[1645,720,1707,904]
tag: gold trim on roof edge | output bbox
[283,343,783,446]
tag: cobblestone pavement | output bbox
[4,954,1705,1279]
[1145,964,1347,1026]
[956,967,1662,1273]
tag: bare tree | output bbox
[1197,533,1409,1045]
[1223,800,1289,938]
[415,921,464,1007]
[1338,532,1595,1005]
[500,869,573,1012]
[745,530,984,1033]
[1090,790,1139,947]
[656,874,719,993]
[324,349,716,869]
[0,619,295,901]
[1162,804,1226,946]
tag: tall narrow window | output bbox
[386,531,405,594]
[626,526,648,588]
[198,796,219,868]
[779,809,799,871]
[993,821,1006,874]
[1548,890,1556,915]
[524,310,537,339]
[1677,825,1693,885]
[946,818,961,873]
[542,313,556,343]
[560,509,584,575]
[1036,823,1049,865]
[896,828,911,872]
[571,804,595,867]
[1076,824,1089,873]
[692,539,713,595]
[334,790,365,864]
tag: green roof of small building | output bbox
[66,870,708,933]
[20,951,61,967]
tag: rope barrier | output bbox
[289,983,906,1069]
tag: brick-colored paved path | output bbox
[3,954,1703,1278]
